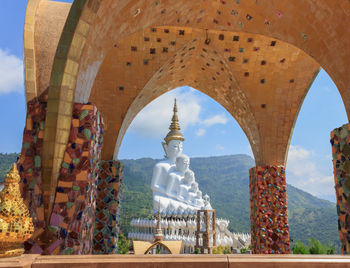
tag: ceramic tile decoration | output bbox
[93,160,123,254]
[20,0,350,255]
[249,166,290,254]
[331,124,350,255]
[44,103,103,254]
[17,91,48,254]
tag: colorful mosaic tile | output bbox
[331,124,350,254]
[17,91,48,254]
[93,160,123,254]
[44,103,104,254]
[249,165,290,254]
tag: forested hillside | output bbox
[120,155,339,251]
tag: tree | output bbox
[118,233,130,254]
[292,240,309,254]
[292,238,335,254]
[223,246,231,254]
[308,238,334,254]
[212,245,223,254]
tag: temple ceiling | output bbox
[23,0,350,192]
[89,26,319,165]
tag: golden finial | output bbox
[5,164,20,184]
[0,163,34,257]
[164,98,185,144]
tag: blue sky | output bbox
[0,1,347,202]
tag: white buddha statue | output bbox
[152,99,185,211]
[152,98,211,213]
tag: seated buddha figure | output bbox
[179,169,195,201]
[152,99,185,212]
[166,154,190,199]
[0,164,34,257]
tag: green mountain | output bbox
[0,153,340,251]
[120,154,339,251]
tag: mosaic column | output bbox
[17,98,105,254]
[249,166,290,254]
[43,103,103,255]
[93,160,123,254]
[17,92,47,253]
[331,123,350,255]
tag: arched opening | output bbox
[286,69,348,253]
[118,86,254,253]
[24,0,350,255]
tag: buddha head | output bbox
[163,140,183,160]
[175,154,190,174]
[162,99,184,161]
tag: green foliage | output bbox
[308,238,335,254]
[292,238,335,254]
[292,240,309,254]
[118,233,130,254]
[223,246,231,254]
[212,245,223,254]
[194,248,200,254]
[240,248,247,254]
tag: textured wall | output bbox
[18,92,48,254]
[93,160,123,254]
[18,100,105,254]
[331,124,350,255]
[249,166,290,254]
[45,103,103,254]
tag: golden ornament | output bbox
[0,164,34,257]
[164,98,185,144]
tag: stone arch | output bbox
[38,0,350,189]
[24,0,350,254]
[144,241,172,254]
[23,0,41,102]
[32,0,350,227]
[88,32,262,164]
[87,26,319,168]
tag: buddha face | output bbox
[165,140,183,159]
[176,155,190,173]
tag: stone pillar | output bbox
[195,210,216,254]
[17,92,47,254]
[18,97,105,254]
[93,160,123,254]
[331,123,350,255]
[44,103,103,254]
[249,166,290,254]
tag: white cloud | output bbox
[202,114,228,127]
[196,128,206,136]
[286,145,335,201]
[216,144,225,151]
[129,90,201,139]
[0,49,23,94]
